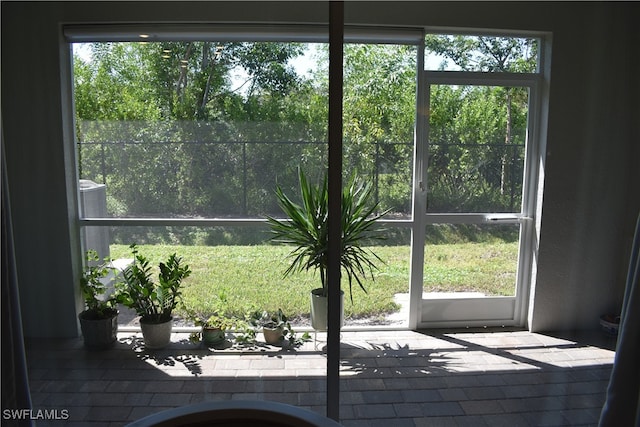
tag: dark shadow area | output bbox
[542,330,618,352]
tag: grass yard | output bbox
[111,240,518,324]
[424,241,518,296]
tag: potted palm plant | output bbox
[267,168,388,331]
[116,244,191,349]
[78,249,119,349]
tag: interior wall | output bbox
[528,4,639,331]
[1,1,638,337]
[2,3,83,338]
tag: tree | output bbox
[425,35,537,73]
[74,41,322,230]
[74,36,532,236]
[330,44,417,214]
[425,35,536,212]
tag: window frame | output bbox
[67,24,550,331]
[68,24,423,230]
[409,32,549,329]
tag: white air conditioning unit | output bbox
[78,179,110,262]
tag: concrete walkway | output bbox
[25,329,616,426]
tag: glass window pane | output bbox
[425,35,538,72]
[74,41,328,219]
[424,224,520,297]
[85,224,410,327]
[75,39,418,327]
[427,85,529,213]
[342,43,416,218]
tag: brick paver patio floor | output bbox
[26,328,616,426]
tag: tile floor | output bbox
[25,328,616,426]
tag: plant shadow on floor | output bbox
[336,341,456,377]
[117,333,311,377]
[119,335,206,377]
[229,334,313,358]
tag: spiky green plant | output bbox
[267,168,388,302]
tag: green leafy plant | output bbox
[184,292,238,343]
[267,168,389,301]
[247,308,310,346]
[79,249,118,319]
[233,322,257,344]
[116,244,191,324]
[187,312,238,343]
[191,312,237,330]
[258,308,289,329]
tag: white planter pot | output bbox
[140,317,173,349]
[310,288,344,331]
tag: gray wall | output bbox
[2,1,638,337]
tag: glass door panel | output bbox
[419,78,535,327]
[424,223,520,298]
[427,85,529,214]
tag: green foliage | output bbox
[74,37,536,227]
[245,308,310,346]
[425,35,537,72]
[110,238,518,322]
[184,291,236,328]
[116,244,191,323]
[74,41,323,219]
[424,35,535,213]
[340,44,416,212]
[427,83,528,212]
[79,249,117,319]
[267,168,389,302]
[185,302,239,344]
[251,308,289,330]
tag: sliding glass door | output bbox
[414,71,541,328]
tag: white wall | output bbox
[2,1,638,337]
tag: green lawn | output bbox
[111,241,517,323]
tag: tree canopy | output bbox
[74,35,536,244]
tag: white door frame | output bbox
[409,68,543,329]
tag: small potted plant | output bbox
[246,309,308,346]
[267,168,388,331]
[115,244,191,349]
[78,249,119,349]
[260,309,292,345]
[187,311,237,346]
[185,292,238,346]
